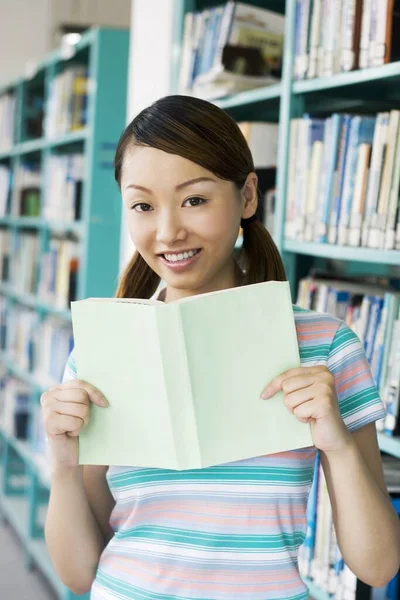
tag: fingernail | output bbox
[261,386,273,400]
[100,396,109,406]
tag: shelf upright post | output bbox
[275,0,298,300]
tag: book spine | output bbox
[359,0,372,67]
[328,114,351,244]
[385,116,400,248]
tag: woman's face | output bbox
[120,146,257,302]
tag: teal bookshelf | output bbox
[174,1,400,598]
[0,27,129,599]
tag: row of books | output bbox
[179,2,284,99]
[0,303,73,386]
[45,66,88,138]
[297,275,400,435]
[38,238,80,309]
[0,93,15,152]
[0,154,84,221]
[294,0,400,80]
[0,230,80,308]
[298,453,400,597]
[45,154,84,222]
[285,111,400,249]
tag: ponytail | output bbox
[237,221,286,284]
[116,251,160,299]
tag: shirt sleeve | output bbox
[327,321,387,432]
[61,348,77,384]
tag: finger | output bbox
[293,399,317,423]
[52,388,90,405]
[261,366,326,399]
[283,386,314,411]
[281,375,316,395]
[56,381,108,407]
[54,400,90,427]
[46,414,85,436]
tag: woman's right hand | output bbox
[40,381,109,469]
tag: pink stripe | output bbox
[101,555,303,592]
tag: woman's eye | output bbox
[183,196,207,207]
[131,203,152,212]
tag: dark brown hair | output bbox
[114,95,286,299]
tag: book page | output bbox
[71,300,177,468]
[179,281,313,467]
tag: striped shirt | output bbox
[62,306,386,600]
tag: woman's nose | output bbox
[156,213,186,244]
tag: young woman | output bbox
[41,95,400,599]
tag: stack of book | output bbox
[0,92,16,152]
[285,111,400,249]
[294,0,400,80]
[10,232,39,296]
[299,451,400,597]
[0,164,10,216]
[45,66,88,138]
[179,1,284,99]
[38,237,79,309]
[10,162,41,218]
[44,154,84,222]
[297,275,400,435]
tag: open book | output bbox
[71,281,313,470]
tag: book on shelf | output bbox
[238,121,279,169]
[45,66,88,138]
[297,274,400,435]
[0,164,10,217]
[299,453,400,598]
[70,281,313,470]
[285,111,400,249]
[237,121,277,235]
[0,229,11,282]
[0,300,73,387]
[0,92,16,152]
[294,0,400,80]
[38,237,80,309]
[179,1,284,99]
[0,377,31,441]
[11,232,39,295]
[44,154,84,222]
[11,162,41,217]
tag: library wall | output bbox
[0,0,51,86]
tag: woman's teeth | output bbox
[164,249,200,262]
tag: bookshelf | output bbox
[0,27,129,600]
[174,0,400,598]
[174,0,400,457]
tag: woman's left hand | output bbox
[261,365,353,455]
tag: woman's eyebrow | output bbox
[125,177,216,194]
[175,177,216,190]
